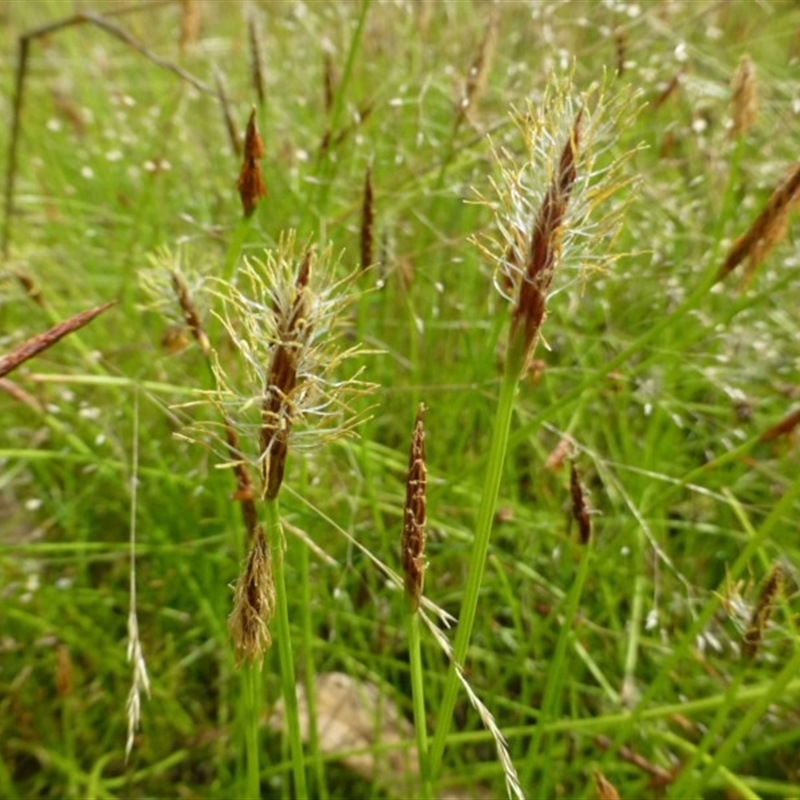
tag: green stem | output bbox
[429,360,520,778]
[658,731,760,800]
[694,647,800,794]
[300,532,328,799]
[244,664,261,798]
[407,609,432,799]
[313,0,371,229]
[523,543,593,794]
[265,497,308,798]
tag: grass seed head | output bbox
[730,54,757,139]
[401,403,427,612]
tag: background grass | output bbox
[2,1,800,798]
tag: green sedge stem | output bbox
[244,664,261,798]
[299,531,328,799]
[525,543,593,795]
[429,359,520,778]
[265,497,308,799]
[407,609,432,799]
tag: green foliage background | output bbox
[2,1,800,798]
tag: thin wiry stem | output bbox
[126,392,150,761]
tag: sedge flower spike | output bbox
[184,232,372,498]
[475,74,640,377]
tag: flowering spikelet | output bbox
[229,526,275,665]
[189,232,372,496]
[259,250,311,499]
[237,107,266,217]
[717,162,800,284]
[401,404,427,612]
[742,564,783,660]
[476,75,639,376]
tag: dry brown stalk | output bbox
[760,406,800,442]
[456,10,499,126]
[545,436,573,472]
[260,251,312,499]
[730,54,757,139]
[247,8,266,107]
[569,462,592,545]
[237,107,267,217]
[228,526,275,665]
[0,300,115,378]
[170,270,211,356]
[179,0,200,52]
[509,110,582,366]
[361,166,374,269]
[224,424,259,543]
[594,735,675,789]
[614,27,627,77]
[717,162,800,283]
[323,51,336,114]
[742,564,783,659]
[653,68,685,111]
[401,404,427,612]
[3,9,215,258]
[0,377,43,411]
[10,270,44,307]
[214,67,241,158]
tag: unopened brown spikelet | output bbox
[0,300,115,378]
[717,162,800,283]
[402,404,427,612]
[361,166,374,269]
[742,564,784,660]
[570,462,592,545]
[237,108,267,217]
[592,769,620,800]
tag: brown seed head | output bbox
[229,527,275,666]
[402,403,427,612]
[237,107,267,217]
